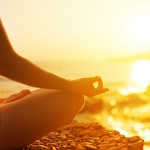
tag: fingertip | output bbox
[102,88,109,93]
[91,76,101,83]
[95,76,101,80]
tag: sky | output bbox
[1,0,150,62]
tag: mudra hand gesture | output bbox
[0,18,109,150]
[71,76,109,97]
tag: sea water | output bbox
[0,60,131,96]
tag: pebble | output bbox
[28,145,49,150]
[24,122,144,150]
[128,136,140,143]
[84,144,97,150]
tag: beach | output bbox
[0,60,150,149]
[23,122,144,150]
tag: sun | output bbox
[119,60,150,95]
[130,60,150,88]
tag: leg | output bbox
[0,89,84,150]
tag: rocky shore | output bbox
[23,122,144,150]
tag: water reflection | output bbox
[94,85,150,149]
[79,59,150,149]
[1,59,150,149]
[120,60,150,95]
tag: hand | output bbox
[70,76,109,97]
[3,89,31,103]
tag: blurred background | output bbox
[1,0,150,149]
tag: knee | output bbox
[66,92,85,113]
[75,93,84,110]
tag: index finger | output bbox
[95,76,103,90]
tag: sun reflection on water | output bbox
[119,60,150,95]
[95,106,150,149]
[95,60,150,149]
[76,59,150,149]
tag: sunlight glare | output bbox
[119,60,150,95]
[128,15,150,48]
[131,60,150,89]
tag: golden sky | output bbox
[1,0,150,62]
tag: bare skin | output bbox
[0,19,109,150]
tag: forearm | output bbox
[0,19,108,97]
[0,19,72,91]
[1,53,72,91]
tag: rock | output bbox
[84,144,97,150]
[128,136,140,143]
[24,122,144,150]
[128,140,144,150]
[30,145,48,150]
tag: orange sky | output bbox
[1,0,150,62]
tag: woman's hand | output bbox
[70,76,109,97]
[2,89,31,104]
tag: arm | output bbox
[0,19,72,91]
[0,19,108,96]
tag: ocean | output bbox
[0,60,132,96]
[0,60,150,149]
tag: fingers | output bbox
[5,89,31,103]
[0,98,6,104]
[7,89,31,99]
[91,76,102,83]
[91,76,103,90]
[91,76,109,96]
[71,76,108,97]
[101,88,109,93]
[20,89,31,95]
